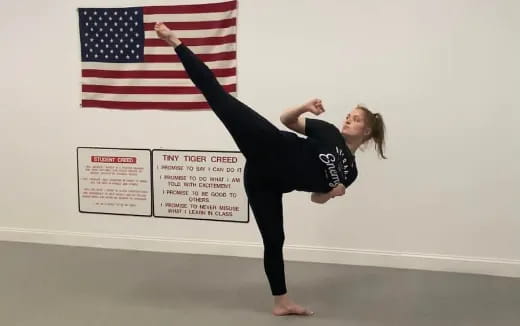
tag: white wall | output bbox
[1,0,519,277]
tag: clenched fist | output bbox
[302,98,325,116]
[329,184,346,198]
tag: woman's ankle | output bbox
[274,294,291,305]
[170,37,182,48]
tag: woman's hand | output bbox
[311,185,346,204]
[302,98,325,116]
[311,192,330,204]
[328,184,346,198]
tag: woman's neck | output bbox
[345,137,363,155]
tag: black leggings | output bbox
[175,44,288,296]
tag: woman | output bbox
[154,23,387,316]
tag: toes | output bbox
[154,22,164,30]
[292,307,314,316]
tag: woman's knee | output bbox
[263,232,285,249]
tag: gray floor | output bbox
[1,241,519,326]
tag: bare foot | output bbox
[273,304,314,316]
[272,295,314,316]
[154,22,182,47]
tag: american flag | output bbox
[78,0,237,110]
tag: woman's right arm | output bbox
[280,99,324,134]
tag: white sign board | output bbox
[77,147,152,216]
[153,150,249,222]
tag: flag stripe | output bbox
[82,76,236,86]
[82,100,211,109]
[145,34,235,47]
[142,18,236,31]
[144,26,235,38]
[82,60,235,70]
[83,92,210,102]
[144,43,235,55]
[82,67,236,79]
[145,51,235,63]
[143,1,236,15]
[82,84,236,94]
[143,11,236,23]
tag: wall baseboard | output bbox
[1,226,519,278]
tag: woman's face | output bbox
[341,108,370,139]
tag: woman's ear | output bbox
[363,127,372,138]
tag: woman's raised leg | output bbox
[155,23,283,161]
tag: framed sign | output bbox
[77,147,152,216]
[152,150,249,223]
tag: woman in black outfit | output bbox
[155,23,387,316]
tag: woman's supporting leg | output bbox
[246,188,287,296]
[244,164,314,316]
